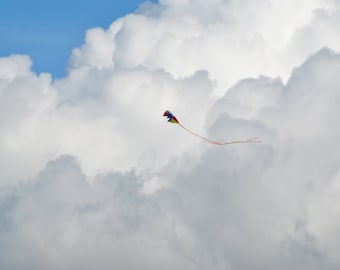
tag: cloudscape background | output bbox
[1,0,340,269]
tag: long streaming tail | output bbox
[178,123,261,145]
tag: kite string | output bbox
[178,123,221,144]
[178,123,261,145]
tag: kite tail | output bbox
[178,123,261,145]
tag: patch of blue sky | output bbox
[0,0,158,78]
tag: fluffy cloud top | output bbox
[1,1,340,269]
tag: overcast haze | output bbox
[1,0,340,269]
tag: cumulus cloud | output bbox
[1,0,340,269]
[111,0,340,92]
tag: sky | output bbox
[2,0,340,269]
[0,0,157,78]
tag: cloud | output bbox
[0,54,214,186]
[1,0,340,269]
[1,48,340,269]
[112,0,340,93]
[0,156,196,270]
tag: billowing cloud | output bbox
[100,0,340,92]
[1,0,340,269]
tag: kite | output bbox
[163,110,261,145]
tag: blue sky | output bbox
[0,0,157,78]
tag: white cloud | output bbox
[0,53,215,186]
[1,0,340,269]
[117,0,340,93]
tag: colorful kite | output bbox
[163,110,261,145]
